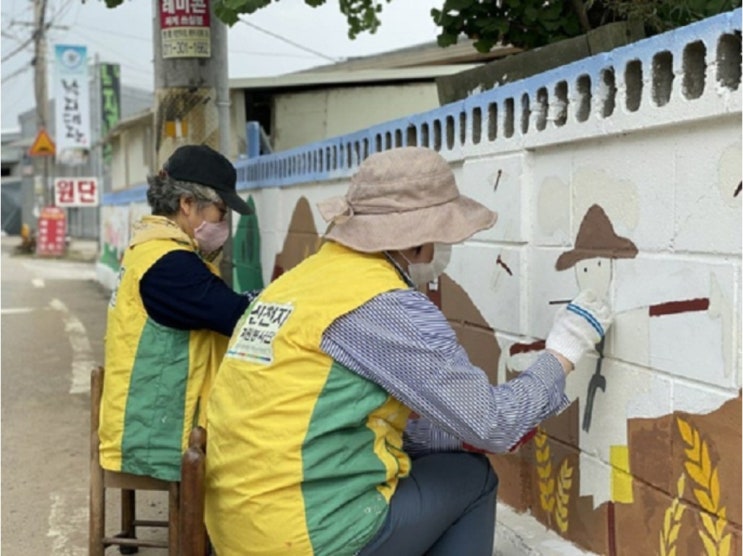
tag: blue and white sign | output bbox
[54,44,91,166]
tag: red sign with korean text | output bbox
[36,206,67,257]
[54,177,99,207]
[160,0,211,58]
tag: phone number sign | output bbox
[37,206,67,257]
[54,177,99,207]
[160,0,211,59]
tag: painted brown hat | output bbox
[555,204,638,270]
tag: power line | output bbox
[73,28,153,71]
[238,17,339,63]
[73,24,151,43]
[1,64,31,84]
[2,35,34,62]
[69,22,322,61]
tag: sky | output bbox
[1,0,447,131]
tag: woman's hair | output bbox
[146,173,221,216]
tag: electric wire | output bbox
[1,64,31,84]
[238,17,339,62]
[2,35,34,62]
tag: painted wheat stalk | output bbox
[535,428,555,518]
[677,417,732,556]
[554,458,573,533]
[659,474,686,556]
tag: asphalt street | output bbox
[1,238,169,555]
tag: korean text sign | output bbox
[36,206,67,257]
[54,44,91,165]
[100,64,121,164]
[160,0,211,59]
[54,177,99,207]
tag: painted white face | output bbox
[574,257,612,298]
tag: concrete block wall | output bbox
[98,10,741,555]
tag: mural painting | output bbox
[270,196,322,281]
[99,202,150,272]
[233,196,264,292]
[265,147,740,555]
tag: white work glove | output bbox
[546,290,612,366]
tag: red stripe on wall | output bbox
[649,298,709,317]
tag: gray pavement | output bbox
[0,233,100,263]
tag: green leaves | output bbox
[213,0,273,26]
[104,0,743,49]
[432,0,586,51]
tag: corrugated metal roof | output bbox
[307,40,519,72]
[229,64,485,90]
[229,38,519,91]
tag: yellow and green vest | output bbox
[100,216,228,482]
[206,241,412,556]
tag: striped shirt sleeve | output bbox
[320,288,570,455]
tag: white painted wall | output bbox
[272,83,440,151]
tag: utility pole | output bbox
[152,0,230,163]
[32,0,51,208]
[33,0,49,130]
[152,0,233,285]
[27,0,67,206]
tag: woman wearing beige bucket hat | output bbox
[205,147,613,556]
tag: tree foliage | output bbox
[211,0,392,37]
[104,0,741,51]
[431,0,742,52]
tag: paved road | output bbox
[1,240,167,555]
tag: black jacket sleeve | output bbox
[139,250,250,337]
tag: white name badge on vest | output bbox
[227,301,294,364]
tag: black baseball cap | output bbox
[164,144,252,215]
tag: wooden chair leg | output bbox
[180,427,208,556]
[90,367,105,556]
[121,489,135,535]
[168,483,180,556]
[89,453,105,556]
[117,489,139,554]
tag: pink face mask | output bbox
[194,220,229,256]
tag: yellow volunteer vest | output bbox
[101,218,228,481]
[206,241,411,556]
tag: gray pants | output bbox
[359,452,499,556]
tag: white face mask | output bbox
[404,243,452,287]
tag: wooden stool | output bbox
[89,366,180,555]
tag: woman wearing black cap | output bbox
[98,144,256,483]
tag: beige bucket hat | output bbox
[317,147,498,252]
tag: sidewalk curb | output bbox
[494,504,598,556]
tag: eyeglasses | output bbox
[212,201,227,221]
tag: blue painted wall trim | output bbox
[102,183,148,205]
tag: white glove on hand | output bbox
[546,290,612,366]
